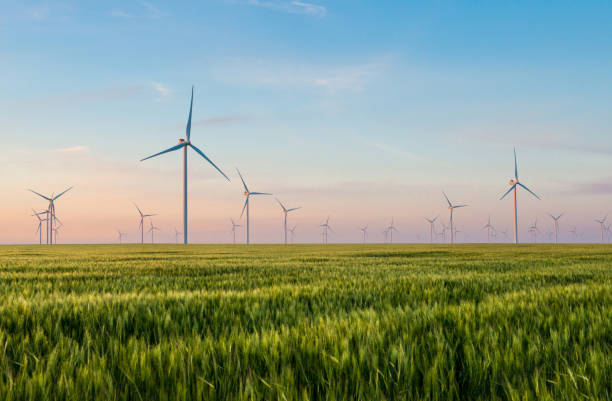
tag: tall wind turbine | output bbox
[425,216,438,243]
[134,203,156,244]
[140,87,230,245]
[595,216,607,243]
[32,209,47,245]
[320,217,333,244]
[288,225,297,244]
[482,216,494,243]
[387,219,398,244]
[117,230,127,244]
[276,198,301,245]
[28,187,72,245]
[148,221,160,244]
[230,218,242,244]
[548,212,564,244]
[360,225,368,244]
[237,169,272,245]
[443,191,467,244]
[500,148,540,244]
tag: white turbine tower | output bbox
[594,216,607,243]
[548,213,564,244]
[117,230,127,244]
[237,169,272,245]
[360,225,368,244]
[174,228,182,244]
[275,198,301,245]
[500,148,540,244]
[230,218,242,244]
[528,219,540,243]
[288,225,297,244]
[140,87,230,245]
[443,191,467,244]
[134,203,156,244]
[482,216,494,243]
[387,219,398,244]
[425,216,438,244]
[28,187,72,245]
[148,221,160,244]
[31,209,47,245]
[320,217,333,244]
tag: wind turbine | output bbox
[320,217,333,244]
[482,216,494,243]
[174,228,182,244]
[288,225,297,244]
[440,223,449,243]
[425,216,438,244]
[548,213,564,244]
[500,148,540,244]
[117,230,127,244]
[31,209,47,245]
[569,226,577,241]
[52,217,63,245]
[387,219,398,244]
[230,218,242,244]
[443,191,467,244]
[140,87,230,245]
[148,221,160,244]
[237,169,272,245]
[134,203,156,244]
[275,198,301,245]
[500,228,509,242]
[528,219,540,243]
[28,187,72,245]
[360,225,368,244]
[594,216,607,243]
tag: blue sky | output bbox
[1,0,611,243]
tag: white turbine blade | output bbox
[28,189,51,201]
[287,207,301,212]
[275,198,287,211]
[141,143,187,162]
[517,182,540,200]
[442,191,452,207]
[236,168,249,192]
[499,184,516,200]
[514,147,518,180]
[189,143,230,181]
[453,205,468,208]
[133,202,144,216]
[186,86,193,142]
[251,192,272,196]
[240,197,248,218]
[53,186,73,200]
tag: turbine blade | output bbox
[236,168,249,192]
[53,186,73,200]
[141,143,187,161]
[499,184,516,200]
[189,143,230,181]
[275,198,287,211]
[133,202,144,216]
[240,197,248,218]
[250,192,272,196]
[518,182,540,200]
[454,205,468,208]
[514,147,518,180]
[442,191,452,207]
[186,86,193,141]
[288,207,301,212]
[28,189,51,201]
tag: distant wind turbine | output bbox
[569,226,577,241]
[140,86,230,245]
[425,216,438,244]
[288,225,297,244]
[148,221,160,244]
[320,217,333,244]
[117,230,127,244]
[482,216,495,243]
[174,228,182,244]
[528,219,540,243]
[548,212,564,244]
[134,203,156,244]
[360,225,368,244]
[500,148,540,244]
[237,169,272,245]
[595,216,607,243]
[230,218,242,244]
[32,209,47,245]
[275,198,301,245]
[443,191,467,244]
[28,187,72,245]
[387,219,398,244]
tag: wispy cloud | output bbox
[152,82,171,100]
[560,177,612,196]
[53,145,89,154]
[29,83,170,104]
[110,1,164,20]
[242,0,326,17]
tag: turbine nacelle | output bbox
[509,179,516,185]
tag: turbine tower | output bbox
[140,87,230,245]
[148,221,160,244]
[387,219,398,244]
[548,213,564,244]
[482,216,494,243]
[237,169,272,245]
[528,219,540,243]
[134,203,156,244]
[320,217,332,244]
[117,230,127,244]
[288,225,297,244]
[443,191,467,244]
[360,225,368,244]
[500,148,540,244]
[32,209,47,245]
[28,187,72,245]
[594,216,607,243]
[230,218,242,244]
[174,228,182,244]
[275,198,301,245]
[425,216,437,244]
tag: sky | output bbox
[1,0,612,244]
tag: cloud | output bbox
[53,145,89,154]
[110,10,133,19]
[29,83,170,105]
[152,82,171,100]
[110,1,164,20]
[561,177,612,196]
[243,0,326,17]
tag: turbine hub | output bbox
[179,138,186,144]
[244,191,249,196]
[509,179,516,185]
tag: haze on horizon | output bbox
[1,1,611,244]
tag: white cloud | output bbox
[152,82,171,99]
[53,145,89,154]
[110,1,164,20]
[243,0,326,17]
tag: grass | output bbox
[0,244,610,400]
